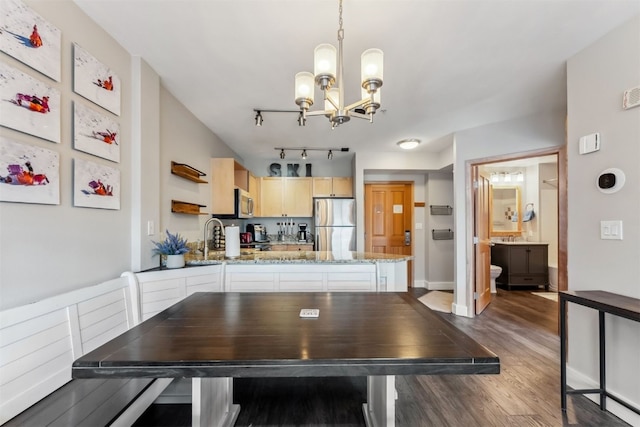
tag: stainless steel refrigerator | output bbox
[314,198,356,253]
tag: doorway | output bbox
[470,147,567,320]
[364,182,414,287]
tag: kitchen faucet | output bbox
[203,217,224,259]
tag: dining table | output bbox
[73,292,500,427]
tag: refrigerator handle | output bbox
[405,230,411,246]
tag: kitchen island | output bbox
[133,251,411,321]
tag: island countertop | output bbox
[185,250,412,266]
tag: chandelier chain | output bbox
[338,0,344,41]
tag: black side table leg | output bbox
[560,296,567,411]
[599,311,606,411]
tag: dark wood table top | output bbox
[559,290,640,321]
[73,292,499,378]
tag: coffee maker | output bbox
[247,224,268,242]
[297,223,308,242]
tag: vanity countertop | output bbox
[493,241,549,245]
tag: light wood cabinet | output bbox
[312,177,353,197]
[269,243,314,251]
[248,172,260,217]
[259,177,313,217]
[210,158,249,215]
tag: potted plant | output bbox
[152,229,190,268]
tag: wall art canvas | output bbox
[0,62,61,143]
[0,136,59,205]
[73,158,120,210]
[74,102,120,163]
[0,0,62,82]
[73,43,121,116]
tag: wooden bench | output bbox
[0,273,172,426]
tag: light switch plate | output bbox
[600,220,623,240]
[147,220,155,236]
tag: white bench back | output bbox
[0,275,139,424]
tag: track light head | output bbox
[280,149,285,159]
[255,111,263,126]
[328,150,333,160]
[301,149,308,160]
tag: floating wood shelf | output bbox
[171,161,208,183]
[171,200,208,215]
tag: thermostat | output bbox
[597,168,625,194]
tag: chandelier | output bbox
[294,0,383,129]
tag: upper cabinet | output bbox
[210,158,249,215]
[260,177,313,217]
[312,177,353,197]
[248,172,260,217]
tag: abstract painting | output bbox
[73,43,121,116]
[0,136,59,205]
[0,0,62,81]
[74,102,120,162]
[73,158,120,210]
[0,62,61,143]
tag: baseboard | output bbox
[425,281,454,291]
[567,366,640,426]
[451,302,470,317]
[412,280,427,289]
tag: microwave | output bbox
[215,188,254,219]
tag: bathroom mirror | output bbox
[490,186,522,236]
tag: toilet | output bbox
[490,265,502,294]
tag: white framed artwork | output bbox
[73,43,121,116]
[0,0,62,82]
[73,102,120,163]
[0,62,61,143]
[0,136,60,205]
[73,157,120,210]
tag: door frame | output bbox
[466,146,567,317]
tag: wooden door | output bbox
[365,183,413,287]
[260,177,284,216]
[284,178,312,216]
[474,169,492,314]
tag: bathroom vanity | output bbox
[491,242,549,290]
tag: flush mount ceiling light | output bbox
[294,0,383,129]
[396,139,421,150]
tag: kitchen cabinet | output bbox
[269,243,314,251]
[210,158,249,215]
[259,177,312,217]
[491,243,548,290]
[248,172,260,217]
[135,265,223,320]
[224,264,376,293]
[312,177,353,197]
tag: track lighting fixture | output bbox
[254,111,263,126]
[274,147,349,160]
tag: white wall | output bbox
[0,1,132,309]
[566,15,640,426]
[452,110,566,316]
[426,173,455,289]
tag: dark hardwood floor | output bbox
[134,289,630,427]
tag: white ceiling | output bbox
[73,0,639,161]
